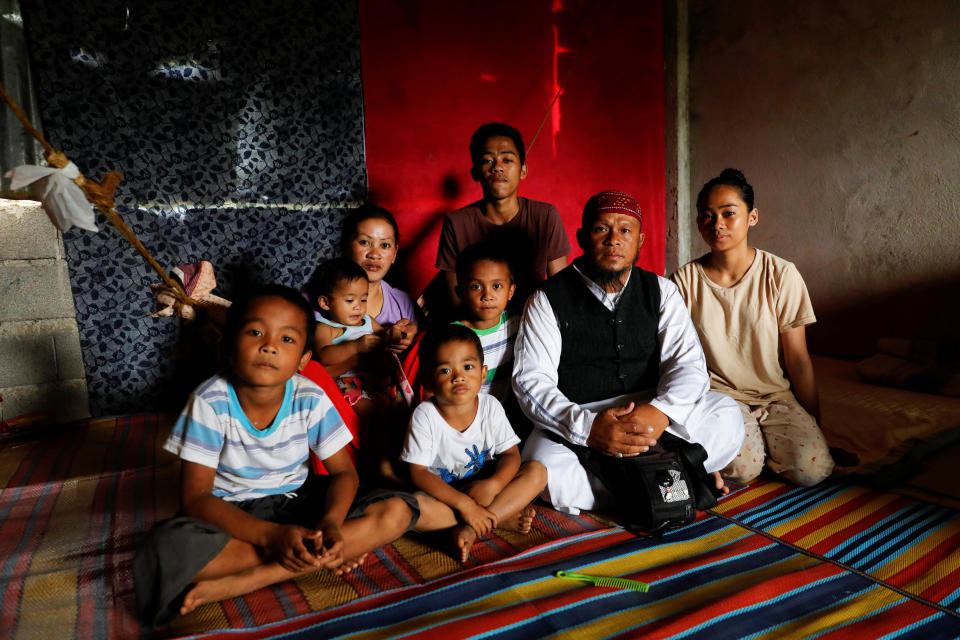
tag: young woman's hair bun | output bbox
[718,168,747,184]
[697,168,755,211]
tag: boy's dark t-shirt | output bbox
[435,197,571,297]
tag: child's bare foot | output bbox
[452,525,478,563]
[499,505,536,534]
[712,471,730,495]
[333,552,368,575]
[180,573,254,616]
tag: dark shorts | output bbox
[133,476,420,627]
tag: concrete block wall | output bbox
[0,198,89,423]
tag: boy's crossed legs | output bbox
[181,496,412,615]
[416,460,546,563]
[135,484,418,626]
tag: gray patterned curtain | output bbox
[19,0,367,415]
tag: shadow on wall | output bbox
[360,0,667,297]
[368,171,465,300]
[809,273,960,359]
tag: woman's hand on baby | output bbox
[386,319,417,353]
[356,333,383,353]
[458,499,497,536]
[266,524,324,572]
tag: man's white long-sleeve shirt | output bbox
[512,265,711,445]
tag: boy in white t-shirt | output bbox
[401,324,547,562]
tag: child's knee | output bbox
[369,497,415,532]
[413,493,457,531]
[520,460,548,486]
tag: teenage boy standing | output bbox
[435,123,571,309]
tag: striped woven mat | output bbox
[179,480,960,639]
[0,414,605,639]
[2,415,958,639]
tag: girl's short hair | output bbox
[340,204,400,251]
[696,168,755,211]
[303,257,368,312]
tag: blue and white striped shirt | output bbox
[164,374,352,501]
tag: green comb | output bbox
[555,570,650,592]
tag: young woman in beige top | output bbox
[671,169,835,486]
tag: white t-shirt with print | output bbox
[401,394,520,483]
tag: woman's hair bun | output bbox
[718,168,747,184]
[696,168,755,210]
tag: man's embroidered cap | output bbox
[583,191,642,229]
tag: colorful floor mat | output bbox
[179,480,960,639]
[0,414,606,640]
[2,415,959,639]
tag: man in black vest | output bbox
[512,191,744,514]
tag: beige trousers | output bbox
[723,394,834,487]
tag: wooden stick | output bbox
[0,81,198,307]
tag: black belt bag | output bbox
[544,429,719,537]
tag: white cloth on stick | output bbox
[6,162,98,232]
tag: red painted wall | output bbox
[359,0,665,297]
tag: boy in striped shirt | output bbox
[134,285,417,626]
[453,243,520,403]
[453,244,534,442]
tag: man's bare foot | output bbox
[499,506,537,534]
[333,552,368,576]
[452,525,478,563]
[712,471,730,495]
[180,573,256,616]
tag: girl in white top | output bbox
[671,169,835,486]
